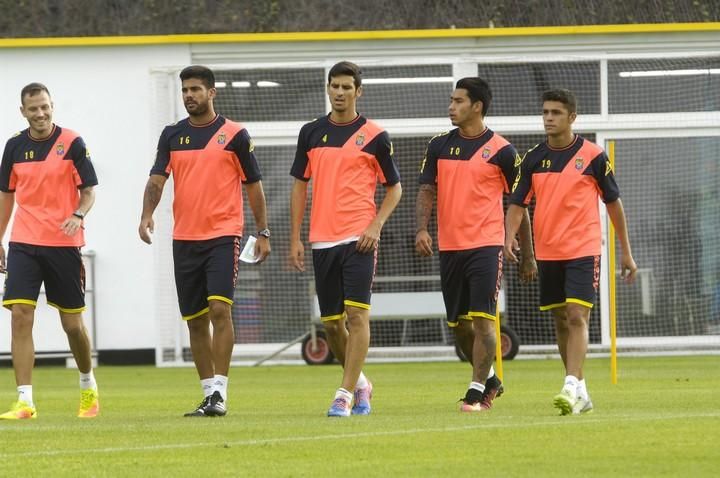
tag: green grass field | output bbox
[0,356,718,477]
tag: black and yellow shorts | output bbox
[312,241,377,322]
[173,236,240,320]
[538,255,600,310]
[3,242,86,313]
[439,245,503,326]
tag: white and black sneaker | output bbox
[204,391,227,417]
[184,395,211,417]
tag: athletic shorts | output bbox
[538,256,600,310]
[3,242,86,312]
[312,241,377,321]
[173,236,240,320]
[439,246,503,326]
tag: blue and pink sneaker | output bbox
[351,381,373,415]
[327,396,351,417]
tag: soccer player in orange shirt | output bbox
[505,88,637,415]
[0,83,100,419]
[416,77,535,412]
[139,66,271,417]
[289,61,402,417]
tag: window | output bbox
[214,68,325,121]
[360,65,453,119]
[609,57,720,113]
[478,62,601,116]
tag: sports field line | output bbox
[1,411,718,458]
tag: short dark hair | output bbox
[21,82,50,104]
[328,61,362,88]
[542,89,577,114]
[455,77,492,117]
[179,65,215,89]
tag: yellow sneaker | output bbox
[78,389,99,418]
[553,386,577,416]
[0,400,37,420]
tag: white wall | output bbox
[0,44,190,351]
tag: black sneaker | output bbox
[486,375,504,397]
[204,391,227,417]
[480,375,504,409]
[458,388,484,412]
[184,395,211,417]
[463,388,484,404]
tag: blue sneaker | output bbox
[327,397,351,417]
[351,381,373,415]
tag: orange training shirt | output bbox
[510,135,620,260]
[419,128,519,251]
[290,114,400,243]
[150,115,262,240]
[0,125,98,247]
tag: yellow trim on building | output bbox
[320,313,344,323]
[539,302,566,311]
[183,307,210,321]
[468,311,497,321]
[208,295,233,305]
[47,302,86,313]
[344,299,371,310]
[3,299,38,309]
[566,298,595,309]
[1,23,718,48]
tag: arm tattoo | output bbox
[518,209,534,258]
[142,181,163,215]
[415,184,436,232]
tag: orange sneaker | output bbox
[0,400,37,420]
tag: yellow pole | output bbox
[608,140,618,385]
[494,301,504,381]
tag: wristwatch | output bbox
[72,210,85,219]
[257,228,271,238]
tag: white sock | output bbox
[355,372,369,390]
[486,366,496,380]
[469,381,485,394]
[577,379,589,400]
[213,375,228,401]
[334,388,353,402]
[18,385,33,407]
[564,375,579,397]
[79,371,97,391]
[201,378,214,397]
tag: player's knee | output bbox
[208,300,231,321]
[10,310,34,336]
[471,316,493,333]
[322,318,345,337]
[10,304,34,322]
[474,324,495,342]
[58,311,85,336]
[62,320,85,337]
[566,311,588,328]
[345,308,369,330]
[553,311,569,329]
